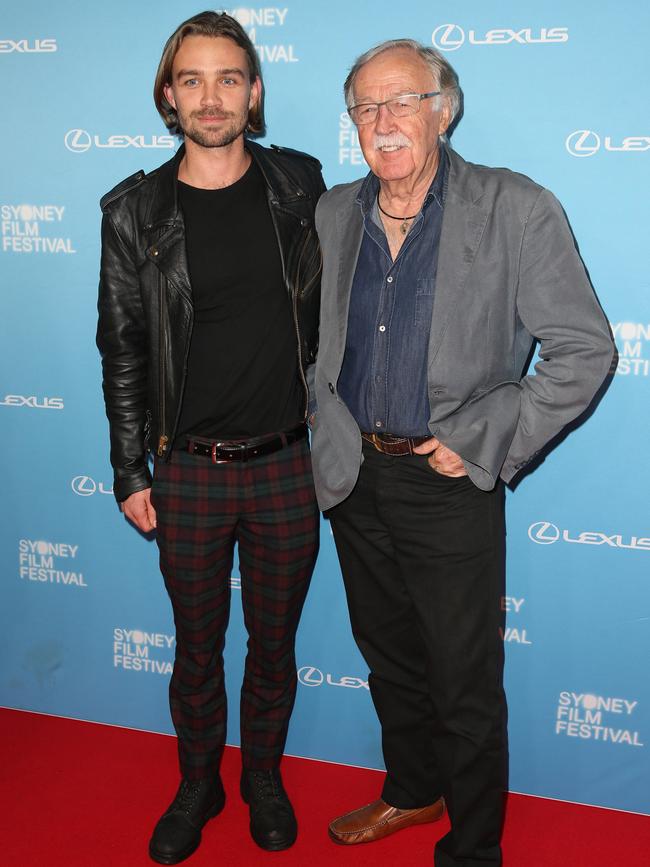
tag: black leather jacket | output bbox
[97,141,324,502]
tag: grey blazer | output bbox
[309,146,615,512]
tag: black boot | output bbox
[149,777,225,865]
[240,768,297,851]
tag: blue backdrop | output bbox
[1,1,648,816]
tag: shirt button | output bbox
[379,325,386,332]
[387,276,393,283]
[375,421,382,428]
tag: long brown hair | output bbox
[153,11,265,136]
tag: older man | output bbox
[309,39,614,866]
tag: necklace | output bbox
[377,194,420,235]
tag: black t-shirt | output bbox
[175,160,303,443]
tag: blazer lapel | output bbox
[428,149,489,366]
[331,195,364,370]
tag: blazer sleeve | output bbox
[500,189,615,482]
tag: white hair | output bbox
[344,38,462,128]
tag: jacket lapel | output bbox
[144,146,193,306]
[428,147,489,366]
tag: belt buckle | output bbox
[211,440,248,464]
[366,432,413,456]
[369,432,390,454]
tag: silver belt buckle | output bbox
[211,440,248,464]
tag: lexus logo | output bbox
[297,666,324,687]
[71,476,113,497]
[64,129,92,153]
[71,475,96,496]
[528,522,561,545]
[432,23,465,51]
[565,130,601,158]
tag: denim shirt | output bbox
[338,149,447,437]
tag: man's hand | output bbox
[412,437,467,477]
[121,488,157,532]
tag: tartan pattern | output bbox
[151,438,319,779]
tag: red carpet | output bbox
[2,708,648,866]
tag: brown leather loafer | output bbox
[328,797,445,845]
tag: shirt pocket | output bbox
[415,277,435,327]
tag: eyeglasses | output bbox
[347,91,441,125]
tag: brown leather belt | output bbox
[186,423,307,464]
[361,431,431,456]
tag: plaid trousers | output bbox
[151,438,319,780]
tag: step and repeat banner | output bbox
[1,1,648,816]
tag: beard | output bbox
[179,108,248,149]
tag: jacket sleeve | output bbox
[500,189,615,482]
[96,210,152,502]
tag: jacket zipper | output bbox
[157,271,168,456]
[292,229,313,420]
[293,296,308,420]
[268,198,311,420]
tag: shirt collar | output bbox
[356,144,448,216]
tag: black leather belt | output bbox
[186,423,307,464]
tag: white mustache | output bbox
[373,133,412,150]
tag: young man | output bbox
[97,12,324,864]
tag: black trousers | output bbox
[328,442,507,867]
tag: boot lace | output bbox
[250,770,281,801]
[171,780,202,815]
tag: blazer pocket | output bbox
[467,379,523,405]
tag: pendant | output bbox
[401,220,409,236]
